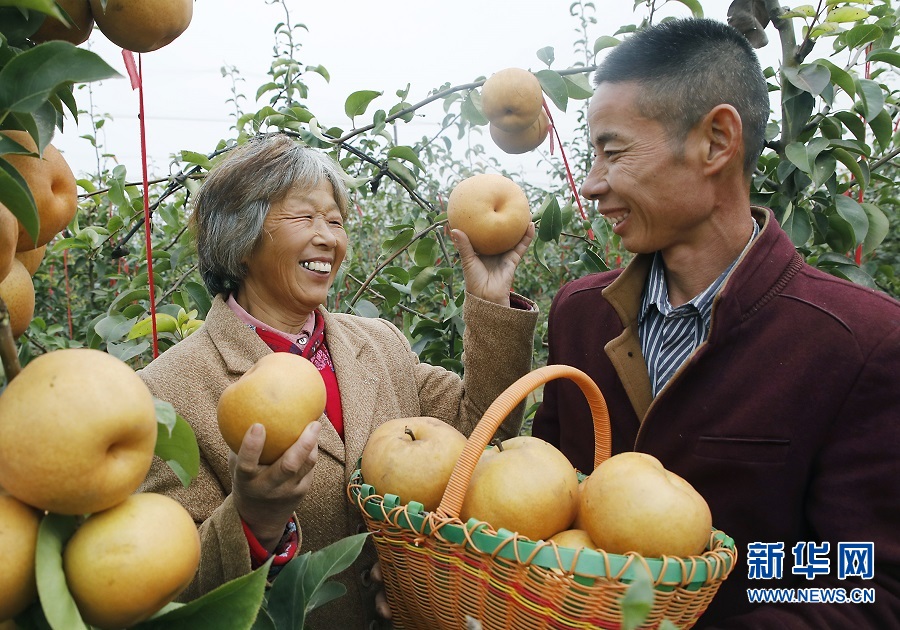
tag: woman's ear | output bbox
[699,104,743,176]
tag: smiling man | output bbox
[531,18,900,628]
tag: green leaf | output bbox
[825,6,869,22]
[855,77,884,120]
[834,194,869,244]
[782,204,813,246]
[154,410,200,488]
[136,561,270,630]
[35,513,89,630]
[0,157,38,243]
[621,564,654,630]
[344,90,382,118]
[388,100,414,123]
[305,63,330,82]
[109,288,150,313]
[386,145,424,172]
[867,109,891,150]
[809,21,839,38]
[867,47,900,68]
[411,236,437,268]
[782,64,831,95]
[127,313,179,340]
[536,46,554,67]
[811,151,836,188]
[593,35,620,54]
[563,73,594,100]
[535,69,567,112]
[537,196,562,243]
[842,23,882,49]
[411,266,439,299]
[93,313,138,342]
[831,147,865,189]
[813,59,856,97]
[785,5,817,18]
[265,532,368,628]
[0,41,119,114]
[785,137,829,174]
[672,0,703,17]
[351,299,379,318]
[531,236,551,273]
[184,281,212,319]
[107,340,150,363]
[461,90,488,126]
[179,150,211,169]
[371,109,386,135]
[861,202,888,254]
[154,397,178,435]
[782,91,815,140]
[833,110,866,141]
[579,248,609,273]
[0,0,65,18]
[387,159,417,190]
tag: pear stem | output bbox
[490,438,504,452]
[0,296,21,382]
[404,427,417,441]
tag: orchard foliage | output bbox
[1,0,899,377]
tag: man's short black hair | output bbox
[594,18,769,174]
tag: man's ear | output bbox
[698,104,743,176]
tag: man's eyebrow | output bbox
[592,131,619,145]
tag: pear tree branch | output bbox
[0,296,21,382]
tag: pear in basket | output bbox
[460,435,579,541]
[361,417,467,512]
[549,528,598,550]
[580,452,712,557]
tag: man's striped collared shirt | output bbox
[638,221,760,398]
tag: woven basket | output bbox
[348,365,736,629]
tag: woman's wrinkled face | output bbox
[241,179,347,319]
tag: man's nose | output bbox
[580,164,609,200]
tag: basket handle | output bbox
[436,364,611,519]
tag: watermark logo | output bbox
[746,541,875,605]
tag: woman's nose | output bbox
[311,218,338,245]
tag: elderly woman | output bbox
[137,133,537,629]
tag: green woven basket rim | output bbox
[348,469,736,587]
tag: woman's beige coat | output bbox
[138,292,537,629]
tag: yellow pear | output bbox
[361,416,467,512]
[63,493,200,629]
[490,110,550,154]
[0,495,41,622]
[31,0,94,45]
[0,349,157,515]
[0,259,35,337]
[446,173,531,256]
[217,352,326,464]
[0,204,16,283]
[14,245,46,276]
[1,131,78,252]
[580,452,713,557]
[89,0,192,53]
[480,67,544,133]
[549,528,598,550]
[460,435,579,541]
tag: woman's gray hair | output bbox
[190,134,351,297]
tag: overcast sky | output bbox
[52,1,771,185]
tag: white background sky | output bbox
[52,1,780,186]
